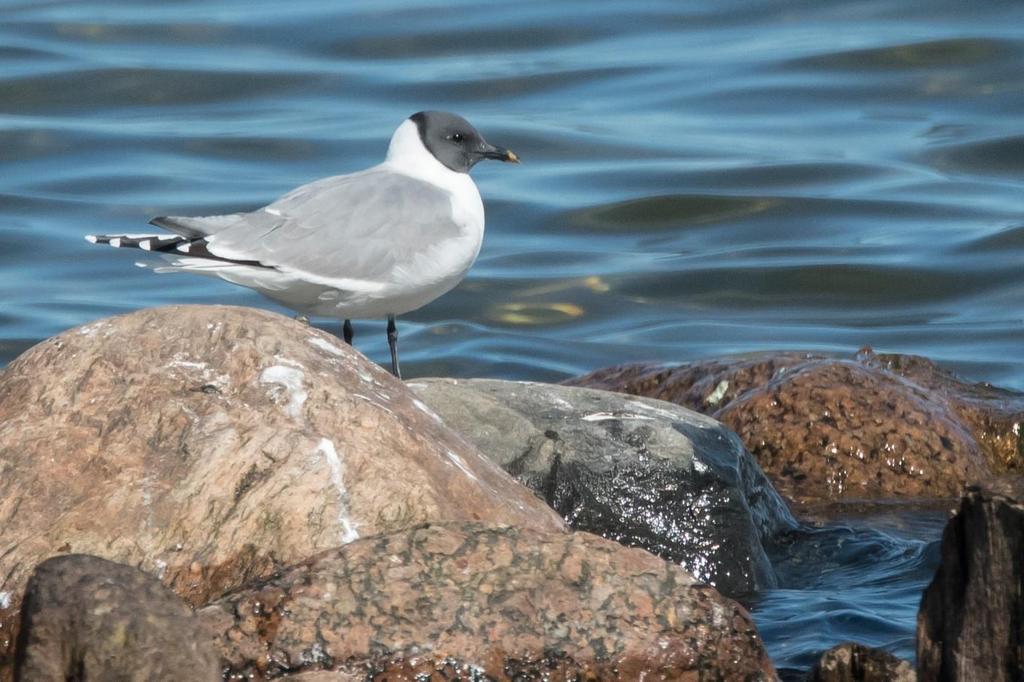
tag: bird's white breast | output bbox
[345,119,485,316]
[383,119,485,231]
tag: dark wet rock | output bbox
[409,378,797,597]
[199,523,777,680]
[14,554,219,681]
[568,348,1023,502]
[917,478,1024,681]
[806,642,915,681]
[0,306,564,673]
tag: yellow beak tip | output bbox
[506,150,520,163]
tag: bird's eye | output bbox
[451,132,464,143]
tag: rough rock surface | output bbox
[568,348,1020,502]
[0,306,564,670]
[917,478,1024,681]
[859,351,1024,475]
[410,378,796,597]
[199,523,777,680]
[806,642,915,681]
[15,554,219,681]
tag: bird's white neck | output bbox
[384,119,472,193]
[382,118,484,237]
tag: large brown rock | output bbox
[14,554,219,681]
[917,478,1024,681]
[712,359,985,502]
[199,523,777,680]
[858,351,1024,475]
[0,306,564,671]
[409,377,797,598]
[568,349,1022,502]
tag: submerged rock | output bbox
[410,378,796,597]
[917,478,1024,681]
[200,523,777,680]
[568,348,1022,503]
[15,554,219,681]
[807,642,915,682]
[0,306,564,671]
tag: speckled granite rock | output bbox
[199,523,777,680]
[0,306,564,675]
[858,351,1024,475]
[807,642,914,681]
[567,348,1022,502]
[14,554,219,681]
[409,378,797,597]
[917,478,1024,681]
[713,359,986,501]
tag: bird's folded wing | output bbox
[202,168,462,288]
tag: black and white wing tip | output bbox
[86,232,270,268]
[85,233,188,252]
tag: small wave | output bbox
[787,37,1020,71]
[925,134,1024,177]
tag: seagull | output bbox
[87,111,519,378]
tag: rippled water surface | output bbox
[1,0,1018,672]
[760,507,946,676]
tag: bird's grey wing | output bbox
[203,168,461,285]
[149,213,247,239]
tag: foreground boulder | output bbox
[917,478,1024,681]
[807,643,914,681]
[15,554,219,681]
[199,523,777,680]
[568,349,1019,502]
[0,306,564,669]
[410,378,796,597]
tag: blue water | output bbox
[1,0,1016,673]
[760,508,946,675]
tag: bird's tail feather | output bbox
[86,232,271,269]
[85,233,187,252]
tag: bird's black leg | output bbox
[386,314,401,379]
[343,319,354,345]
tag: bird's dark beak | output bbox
[480,142,520,163]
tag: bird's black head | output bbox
[411,110,519,173]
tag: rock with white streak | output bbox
[409,378,797,598]
[0,305,565,673]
